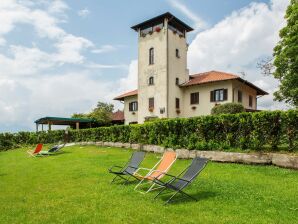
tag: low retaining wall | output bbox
[73,141,298,170]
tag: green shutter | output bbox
[223,89,228,101]
[210,91,214,102]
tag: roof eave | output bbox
[131,12,194,32]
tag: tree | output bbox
[89,102,114,125]
[272,0,298,107]
[71,113,89,119]
[71,101,114,125]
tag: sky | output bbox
[0,0,290,132]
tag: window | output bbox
[190,92,199,104]
[175,78,179,85]
[149,48,154,65]
[176,98,180,109]
[249,95,253,107]
[210,89,227,102]
[129,101,138,111]
[238,90,242,103]
[149,76,154,85]
[149,97,154,108]
[176,49,180,58]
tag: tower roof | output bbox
[131,12,194,32]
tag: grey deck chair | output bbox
[153,157,208,204]
[108,151,146,184]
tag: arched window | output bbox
[149,76,154,85]
[149,48,154,65]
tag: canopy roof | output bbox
[35,117,94,125]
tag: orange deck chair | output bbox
[133,151,177,193]
[27,144,43,157]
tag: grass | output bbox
[0,145,297,224]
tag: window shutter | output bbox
[223,89,228,100]
[210,91,214,102]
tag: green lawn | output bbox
[0,145,297,224]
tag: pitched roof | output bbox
[112,110,124,121]
[113,71,268,99]
[181,71,268,95]
[183,71,239,86]
[113,89,138,101]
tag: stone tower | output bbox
[131,12,193,123]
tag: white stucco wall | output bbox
[167,29,189,119]
[182,80,233,117]
[137,25,168,123]
[123,95,138,124]
[232,80,257,110]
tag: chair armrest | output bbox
[154,173,191,184]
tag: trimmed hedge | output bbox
[1,110,297,152]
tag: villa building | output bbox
[114,12,268,125]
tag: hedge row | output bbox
[1,110,297,152]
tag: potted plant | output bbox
[173,30,177,34]
[155,27,161,32]
[149,107,154,112]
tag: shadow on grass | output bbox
[157,190,218,204]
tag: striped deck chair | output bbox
[132,151,177,193]
[27,144,43,157]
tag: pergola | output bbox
[34,117,94,132]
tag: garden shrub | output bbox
[211,103,245,115]
[0,110,297,152]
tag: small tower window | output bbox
[176,98,180,109]
[176,49,180,58]
[149,48,154,65]
[175,78,179,85]
[149,97,154,109]
[149,76,154,85]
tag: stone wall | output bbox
[72,142,298,170]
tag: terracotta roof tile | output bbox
[114,89,138,100]
[181,70,268,95]
[182,71,239,86]
[112,110,124,121]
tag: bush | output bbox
[0,110,297,152]
[211,103,245,115]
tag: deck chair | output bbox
[132,151,177,193]
[27,144,43,157]
[38,143,66,156]
[109,151,146,184]
[153,157,208,204]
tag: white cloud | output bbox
[92,45,117,54]
[48,0,69,14]
[78,8,90,18]
[188,0,289,110]
[167,0,207,30]
[0,0,129,132]
[54,34,93,64]
[119,60,138,92]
